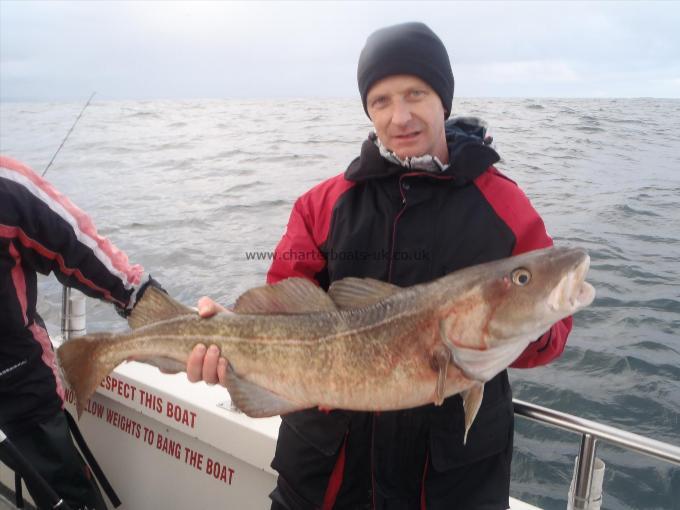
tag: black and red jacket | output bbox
[0,156,148,433]
[266,119,572,509]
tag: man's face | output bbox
[366,74,448,163]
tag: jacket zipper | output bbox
[387,174,409,283]
[387,172,453,283]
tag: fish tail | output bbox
[57,333,124,417]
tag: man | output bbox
[188,22,572,509]
[0,155,161,509]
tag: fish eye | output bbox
[511,268,531,286]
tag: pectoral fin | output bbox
[439,318,529,383]
[450,340,529,382]
[223,363,310,417]
[461,383,484,445]
[431,344,451,406]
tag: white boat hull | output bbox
[1,354,540,509]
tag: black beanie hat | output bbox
[357,22,454,119]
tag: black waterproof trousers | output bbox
[269,378,514,510]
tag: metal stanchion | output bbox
[60,288,86,341]
[60,287,71,341]
[567,434,605,510]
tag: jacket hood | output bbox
[345,116,500,185]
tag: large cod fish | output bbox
[57,247,595,441]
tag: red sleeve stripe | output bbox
[8,240,29,325]
[0,156,144,287]
[0,224,125,307]
[267,174,354,285]
[321,433,348,510]
[301,173,356,246]
[8,228,67,403]
[29,322,66,404]
[475,167,573,369]
[473,167,553,254]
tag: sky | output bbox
[1,0,679,101]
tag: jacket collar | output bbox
[345,117,500,185]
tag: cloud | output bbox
[1,1,679,100]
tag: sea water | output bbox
[1,97,679,510]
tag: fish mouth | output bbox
[547,252,596,312]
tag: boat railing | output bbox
[513,399,680,509]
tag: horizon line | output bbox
[2,95,679,104]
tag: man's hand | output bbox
[186,296,231,386]
[197,296,230,318]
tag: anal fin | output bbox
[141,356,186,374]
[224,364,310,417]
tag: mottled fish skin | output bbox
[57,246,595,437]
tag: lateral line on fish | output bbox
[126,302,430,348]
[317,305,425,343]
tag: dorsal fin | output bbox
[328,277,401,310]
[233,277,337,314]
[128,287,195,329]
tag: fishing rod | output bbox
[7,93,112,510]
[42,91,96,177]
[40,92,96,337]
